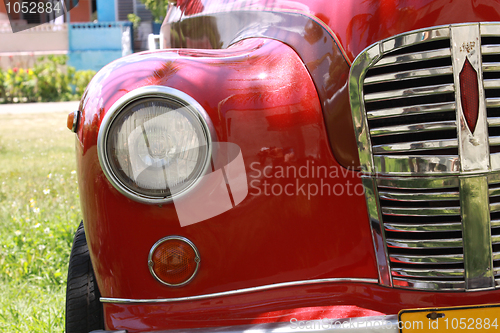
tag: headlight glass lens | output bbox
[105,98,210,199]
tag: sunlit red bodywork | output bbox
[75,0,500,332]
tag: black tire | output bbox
[65,221,105,333]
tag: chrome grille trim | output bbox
[379,190,459,201]
[373,48,451,67]
[372,139,458,154]
[393,278,465,290]
[380,27,450,52]
[367,102,456,120]
[382,206,460,216]
[391,268,464,278]
[384,222,462,232]
[486,97,500,108]
[364,66,453,84]
[370,121,457,137]
[386,238,463,249]
[373,155,460,175]
[349,23,500,291]
[364,83,455,102]
[390,254,463,264]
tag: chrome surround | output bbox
[97,86,216,205]
[100,278,378,304]
[362,177,392,287]
[148,236,201,287]
[349,23,500,291]
[451,24,490,173]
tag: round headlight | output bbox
[98,86,214,204]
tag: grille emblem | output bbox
[459,57,480,133]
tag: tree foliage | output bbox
[140,0,168,23]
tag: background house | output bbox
[0,0,155,71]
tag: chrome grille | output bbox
[364,34,458,157]
[377,177,465,290]
[350,23,500,292]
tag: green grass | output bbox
[0,112,81,332]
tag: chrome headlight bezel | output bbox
[97,86,215,204]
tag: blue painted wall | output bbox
[96,0,116,21]
[68,22,133,71]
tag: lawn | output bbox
[0,112,81,332]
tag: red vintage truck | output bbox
[66,0,500,332]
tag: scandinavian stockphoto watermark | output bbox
[249,160,370,200]
[172,143,373,227]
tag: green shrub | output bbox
[0,55,96,104]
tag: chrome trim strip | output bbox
[483,78,500,89]
[492,219,500,228]
[372,139,458,154]
[364,83,455,103]
[451,24,490,174]
[384,222,462,232]
[483,63,500,72]
[487,117,500,127]
[373,155,460,176]
[488,172,500,184]
[386,238,463,249]
[494,251,500,261]
[370,121,456,137]
[482,44,500,54]
[148,236,200,287]
[492,235,500,244]
[362,177,392,287]
[382,206,460,216]
[373,48,451,67]
[490,153,500,170]
[381,27,450,53]
[390,254,463,264]
[391,268,464,278]
[460,176,495,289]
[481,23,500,36]
[490,202,500,213]
[392,278,465,291]
[379,191,459,202]
[96,86,216,205]
[364,66,453,85]
[367,102,456,120]
[100,278,379,304]
[486,97,500,108]
[489,137,500,147]
[377,176,460,189]
[489,187,500,197]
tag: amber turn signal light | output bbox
[148,236,200,286]
[67,110,80,133]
